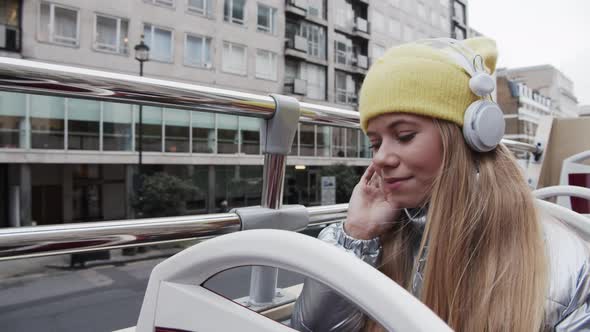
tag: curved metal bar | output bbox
[0,213,241,261]
[0,57,361,128]
[0,205,349,261]
[534,185,590,201]
[502,138,542,155]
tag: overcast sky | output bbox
[468,0,590,105]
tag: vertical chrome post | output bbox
[248,94,300,306]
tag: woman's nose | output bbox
[372,141,400,169]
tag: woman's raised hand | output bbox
[344,163,401,240]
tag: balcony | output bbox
[285,35,308,60]
[286,0,307,17]
[0,24,20,52]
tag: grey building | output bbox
[0,0,460,227]
[500,65,579,118]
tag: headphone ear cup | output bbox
[463,100,505,152]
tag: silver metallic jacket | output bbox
[291,210,590,331]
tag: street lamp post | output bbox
[134,35,150,173]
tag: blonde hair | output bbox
[364,120,547,331]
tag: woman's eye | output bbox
[398,133,416,142]
[369,142,380,151]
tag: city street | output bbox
[0,251,306,332]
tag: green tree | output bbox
[132,172,200,218]
[320,164,362,203]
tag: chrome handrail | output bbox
[0,57,359,128]
[0,204,347,261]
[0,56,542,261]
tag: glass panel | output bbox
[0,91,26,148]
[103,102,132,151]
[257,4,270,31]
[54,6,78,45]
[360,133,371,158]
[30,95,65,149]
[96,15,117,51]
[186,35,204,66]
[332,127,345,157]
[232,0,245,22]
[192,111,215,153]
[316,126,330,157]
[289,127,298,156]
[153,27,172,61]
[217,114,238,154]
[165,109,189,153]
[135,106,162,152]
[239,116,261,155]
[300,124,314,156]
[68,99,100,150]
[256,49,276,80]
[188,0,206,14]
[346,128,359,158]
[305,63,326,100]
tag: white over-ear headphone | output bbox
[419,38,505,153]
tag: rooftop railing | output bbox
[0,57,543,261]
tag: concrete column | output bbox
[126,164,136,218]
[62,165,73,223]
[8,185,20,227]
[207,165,216,213]
[19,164,32,226]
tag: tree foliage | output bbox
[132,172,200,218]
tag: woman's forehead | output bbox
[366,113,431,133]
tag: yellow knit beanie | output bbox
[358,37,498,132]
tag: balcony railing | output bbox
[0,56,543,260]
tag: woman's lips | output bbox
[382,176,413,191]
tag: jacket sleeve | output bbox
[290,223,382,332]
[554,259,590,332]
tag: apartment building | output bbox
[500,65,579,118]
[0,0,461,227]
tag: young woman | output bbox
[291,37,590,331]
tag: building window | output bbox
[68,99,100,150]
[299,21,326,59]
[165,109,190,153]
[143,24,173,62]
[285,61,326,100]
[222,41,247,75]
[439,0,449,7]
[0,91,26,148]
[332,127,345,157]
[306,63,326,100]
[187,0,213,16]
[307,0,326,19]
[224,0,246,25]
[0,0,21,52]
[240,116,261,154]
[30,95,65,149]
[334,34,353,66]
[257,4,276,34]
[299,123,314,156]
[255,49,277,80]
[103,102,133,151]
[39,2,79,46]
[335,71,358,105]
[372,44,385,62]
[145,0,175,8]
[334,0,354,30]
[316,125,330,157]
[217,114,238,154]
[94,14,129,55]
[185,34,212,68]
[192,111,215,153]
[346,128,359,158]
[136,106,163,152]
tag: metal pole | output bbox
[138,61,144,172]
